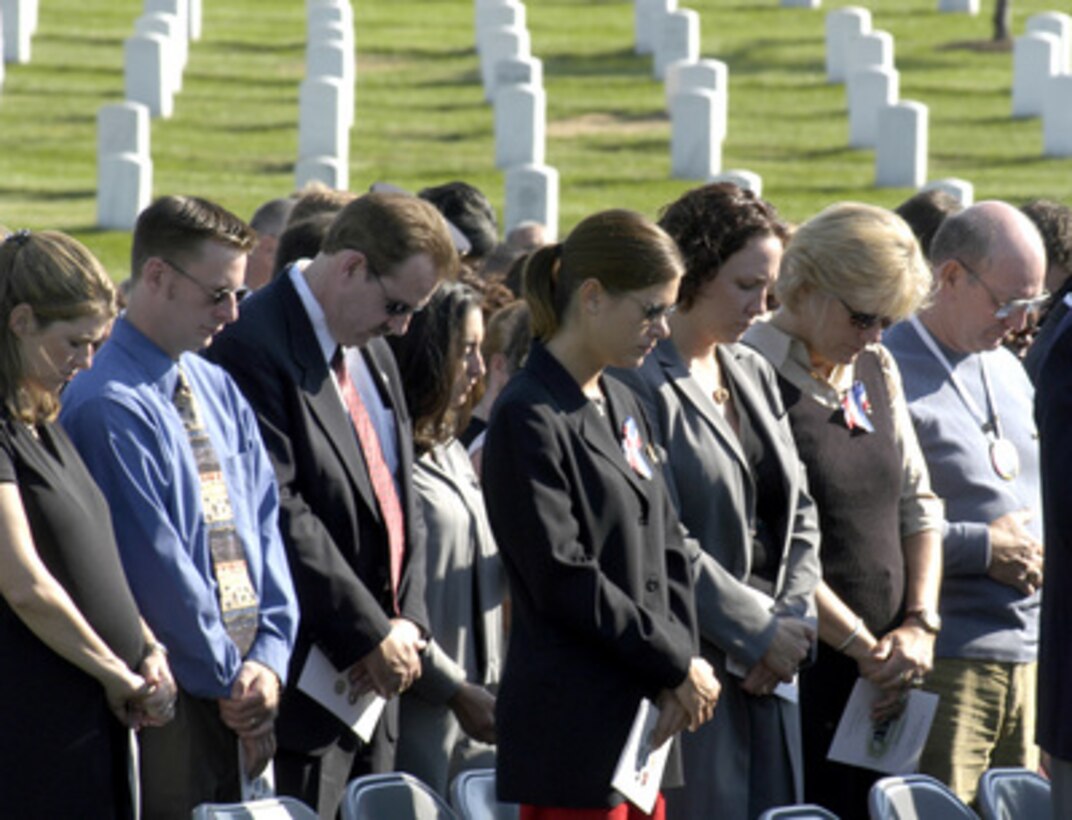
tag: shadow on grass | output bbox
[0,187,95,201]
[542,48,651,79]
[210,39,306,53]
[41,33,124,48]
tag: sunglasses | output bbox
[624,293,678,323]
[837,297,892,331]
[163,257,249,306]
[956,258,1050,321]
[369,267,422,318]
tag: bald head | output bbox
[924,200,1047,353]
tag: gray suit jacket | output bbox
[617,339,821,819]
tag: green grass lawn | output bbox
[0,0,1069,279]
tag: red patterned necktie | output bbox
[173,366,259,655]
[333,349,405,615]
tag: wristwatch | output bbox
[904,607,942,635]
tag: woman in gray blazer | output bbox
[388,282,505,797]
[619,184,821,820]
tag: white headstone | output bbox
[1026,12,1072,75]
[476,1,525,55]
[635,0,678,56]
[97,152,153,231]
[308,0,353,33]
[654,9,699,81]
[938,0,978,14]
[671,89,723,180]
[495,56,543,94]
[2,0,32,64]
[135,13,185,93]
[25,0,35,33]
[708,169,763,196]
[0,13,5,86]
[98,102,151,158]
[308,21,352,53]
[495,84,546,169]
[782,0,820,8]
[1043,74,1072,157]
[308,39,354,128]
[481,25,531,101]
[848,66,899,148]
[1012,32,1060,119]
[295,155,349,191]
[922,178,974,206]
[825,7,872,84]
[504,163,559,241]
[664,58,728,126]
[846,30,894,74]
[298,76,348,159]
[125,33,174,119]
[144,0,189,45]
[876,101,928,189]
[187,0,201,40]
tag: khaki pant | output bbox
[918,658,1038,806]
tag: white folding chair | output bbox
[757,803,841,819]
[190,796,318,819]
[977,767,1051,820]
[449,768,520,820]
[868,774,979,820]
[341,772,458,820]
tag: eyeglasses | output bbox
[162,257,249,306]
[955,258,1049,321]
[369,268,422,318]
[624,293,678,324]
[837,297,892,331]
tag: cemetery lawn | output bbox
[0,0,1067,279]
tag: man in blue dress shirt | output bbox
[60,195,299,819]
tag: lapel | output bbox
[276,276,377,513]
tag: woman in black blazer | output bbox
[482,210,720,820]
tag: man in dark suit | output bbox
[206,191,458,817]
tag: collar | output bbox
[109,315,183,396]
[288,261,336,365]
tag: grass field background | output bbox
[0,0,1069,279]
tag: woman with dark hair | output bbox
[388,282,504,797]
[743,203,943,817]
[0,230,176,816]
[617,183,820,820]
[482,210,720,819]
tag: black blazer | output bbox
[482,343,697,808]
[206,273,428,754]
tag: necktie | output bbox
[173,366,259,655]
[333,348,405,615]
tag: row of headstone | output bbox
[296,0,355,191]
[1012,13,1072,118]
[2,0,37,65]
[124,0,198,119]
[476,0,557,239]
[97,102,153,230]
[825,7,928,189]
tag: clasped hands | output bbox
[854,624,935,723]
[651,657,721,748]
[346,618,427,701]
[218,660,281,778]
[742,616,815,698]
[988,509,1043,596]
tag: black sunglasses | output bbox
[838,297,892,331]
[163,257,249,306]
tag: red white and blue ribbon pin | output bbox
[621,416,653,479]
[841,380,874,433]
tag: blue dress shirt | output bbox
[60,317,299,698]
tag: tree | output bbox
[994,0,1011,42]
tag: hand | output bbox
[240,729,277,779]
[130,646,178,728]
[761,617,815,681]
[105,671,150,728]
[448,682,496,743]
[741,660,783,697]
[673,657,720,731]
[988,510,1044,595]
[651,689,692,748]
[861,625,934,714]
[348,619,426,699]
[218,660,281,738]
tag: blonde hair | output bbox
[523,210,683,341]
[776,202,931,322]
[0,231,116,422]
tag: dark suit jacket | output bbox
[1035,310,1072,759]
[206,272,428,755]
[481,342,697,808]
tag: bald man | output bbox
[885,201,1047,805]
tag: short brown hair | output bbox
[0,230,116,422]
[131,195,255,278]
[323,191,458,284]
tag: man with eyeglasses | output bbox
[206,191,460,817]
[884,200,1046,806]
[59,195,300,818]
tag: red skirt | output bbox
[520,794,666,820]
